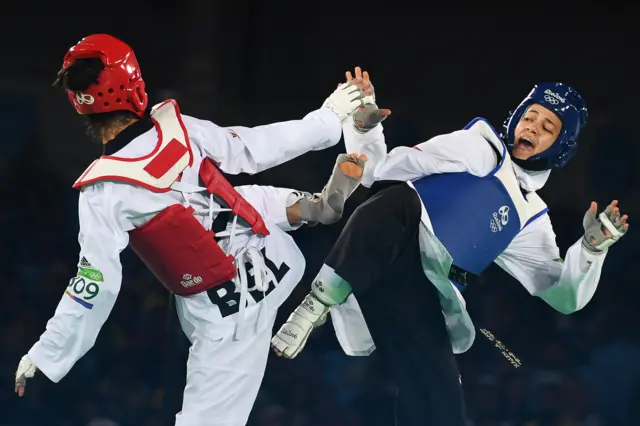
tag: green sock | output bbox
[310,264,353,306]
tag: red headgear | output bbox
[62,34,148,117]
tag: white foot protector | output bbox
[271,293,330,359]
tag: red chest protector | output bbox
[74,99,269,296]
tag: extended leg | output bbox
[272,182,467,425]
[271,182,423,357]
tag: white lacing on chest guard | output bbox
[171,181,270,340]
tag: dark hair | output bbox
[53,58,137,143]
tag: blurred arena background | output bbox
[1,3,639,425]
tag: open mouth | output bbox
[517,137,535,151]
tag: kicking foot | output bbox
[271,293,330,359]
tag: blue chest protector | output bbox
[411,118,548,291]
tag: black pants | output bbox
[325,182,468,426]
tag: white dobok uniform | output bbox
[329,118,609,356]
[27,100,344,426]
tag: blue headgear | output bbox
[501,82,588,169]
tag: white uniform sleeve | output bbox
[235,185,303,232]
[185,108,342,175]
[342,119,497,186]
[495,214,607,314]
[27,184,130,383]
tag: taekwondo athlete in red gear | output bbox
[272,69,630,426]
[13,34,372,426]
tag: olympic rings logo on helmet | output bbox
[75,92,95,105]
[544,94,560,105]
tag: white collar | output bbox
[512,161,550,192]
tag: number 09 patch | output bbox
[66,277,100,309]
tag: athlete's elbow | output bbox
[548,298,583,315]
[552,304,578,315]
[536,292,578,315]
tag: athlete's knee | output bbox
[360,183,422,225]
[392,183,422,220]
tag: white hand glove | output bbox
[15,355,38,397]
[341,68,391,133]
[582,200,629,252]
[323,81,372,123]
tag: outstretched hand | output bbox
[341,67,391,132]
[582,199,629,252]
[586,200,629,238]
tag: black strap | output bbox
[447,264,480,290]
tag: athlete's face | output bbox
[512,104,562,160]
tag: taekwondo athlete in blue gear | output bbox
[271,68,630,426]
[412,115,549,291]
